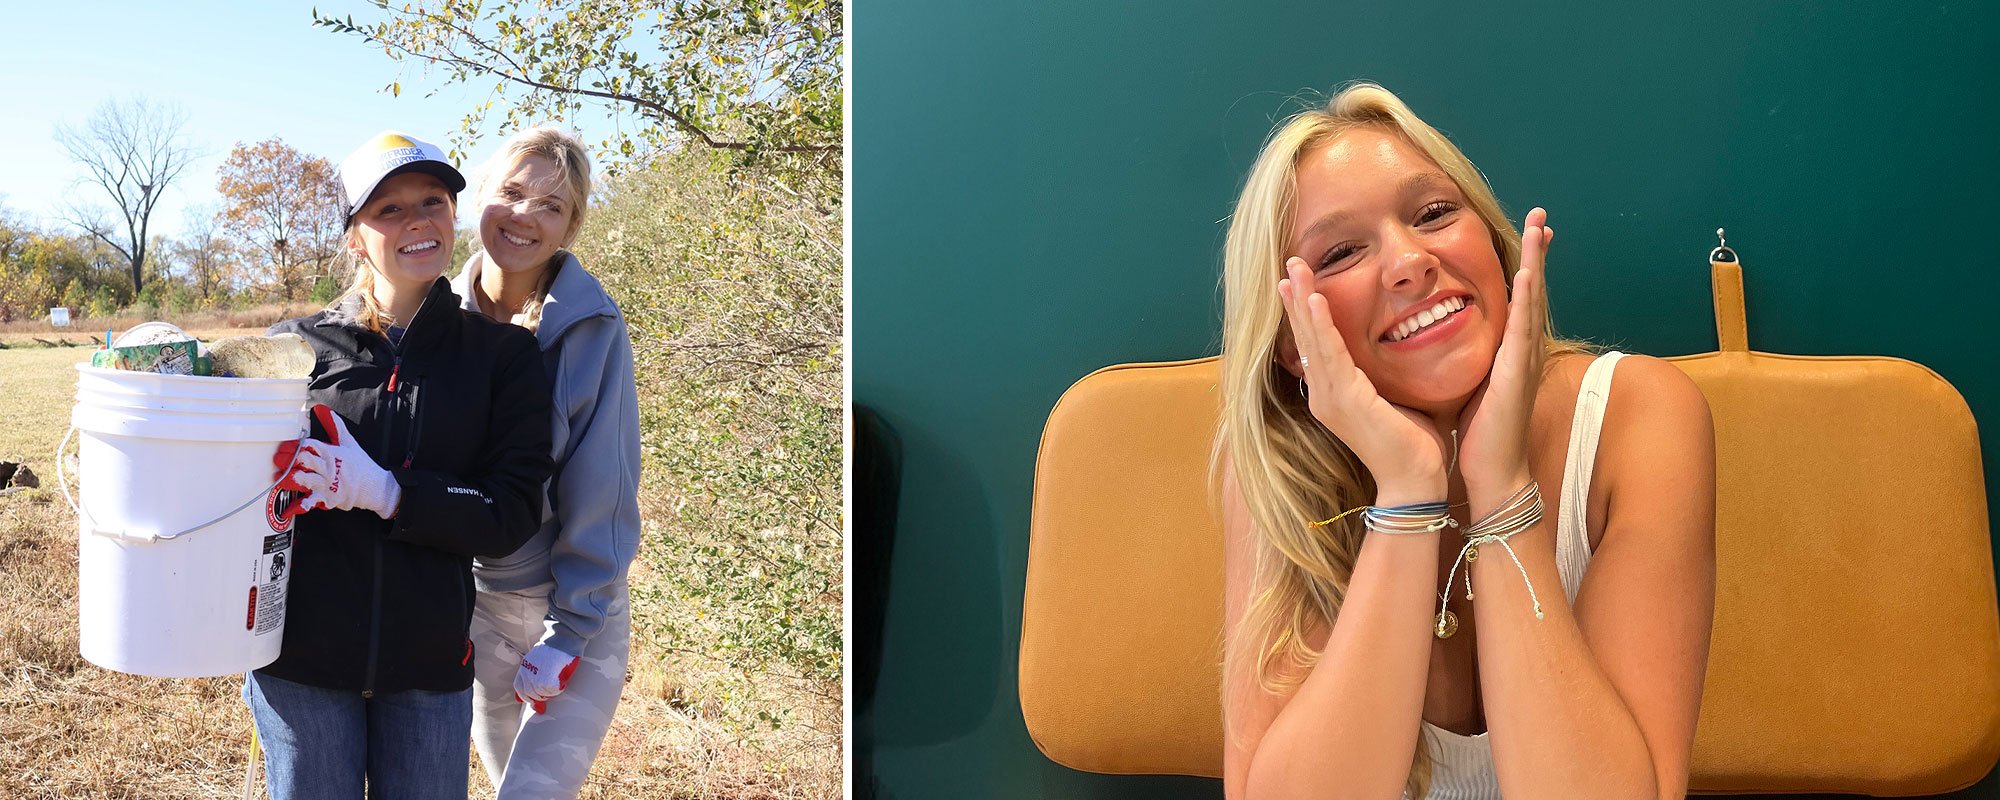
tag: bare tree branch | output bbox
[54,98,200,293]
[58,204,128,267]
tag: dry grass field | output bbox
[0,343,836,799]
[0,304,317,346]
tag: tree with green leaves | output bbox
[312,0,842,172]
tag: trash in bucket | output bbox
[114,321,196,347]
[87,320,313,380]
[92,340,210,376]
[64,359,311,679]
[209,334,315,379]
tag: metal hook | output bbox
[1709,227,1738,263]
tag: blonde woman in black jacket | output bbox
[244,130,554,800]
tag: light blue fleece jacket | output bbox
[452,251,643,657]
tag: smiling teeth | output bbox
[502,231,533,246]
[399,240,438,254]
[1388,296,1466,342]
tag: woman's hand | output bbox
[1456,208,1552,497]
[1279,258,1447,495]
[290,404,403,520]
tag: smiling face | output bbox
[1283,126,1510,411]
[478,153,577,275]
[349,171,456,290]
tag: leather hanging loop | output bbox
[1710,228,1749,353]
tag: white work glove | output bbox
[513,642,579,714]
[291,404,403,520]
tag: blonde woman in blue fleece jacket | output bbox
[451,125,642,799]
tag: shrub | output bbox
[573,152,842,748]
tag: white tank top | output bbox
[1413,351,1625,800]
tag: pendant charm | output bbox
[1434,609,1459,639]
[1465,546,1480,563]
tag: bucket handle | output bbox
[57,425,310,543]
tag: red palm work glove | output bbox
[272,436,313,521]
[513,643,580,714]
[287,404,403,520]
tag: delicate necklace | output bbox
[1437,429,1466,638]
[1447,429,1469,509]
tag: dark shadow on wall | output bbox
[852,404,1007,795]
[852,405,900,799]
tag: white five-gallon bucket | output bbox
[64,364,309,678]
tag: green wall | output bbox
[854,2,2000,797]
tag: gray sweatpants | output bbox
[469,580,631,799]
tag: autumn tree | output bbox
[171,202,240,303]
[0,229,117,323]
[0,213,57,321]
[56,97,200,294]
[215,138,344,303]
[0,201,28,265]
[311,0,842,174]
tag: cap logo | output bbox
[339,130,464,217]
[378,150,424,171]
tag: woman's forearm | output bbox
[1241,485,1446,800]
[1464,514,1659,799]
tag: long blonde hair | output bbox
[1216,82,1593,797]
[473,125,593,332]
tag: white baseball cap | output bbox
[336,130,468,220]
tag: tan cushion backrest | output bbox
[1672,348,2000,794]
[1022,358,1227,776]
[1021,349,2000,793]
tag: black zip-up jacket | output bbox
[255,278,554,694]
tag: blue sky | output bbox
[0,1,624,240]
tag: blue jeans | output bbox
[243,671,473,800]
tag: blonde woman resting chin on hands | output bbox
[1218,84,1716,800]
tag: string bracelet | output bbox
[1441,481,1547,622]
[1308,505,1364,528]
[1361,502,1456,535]
[1304,498,1467,638]
[1310,501,1454,534]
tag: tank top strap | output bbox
[1554,351,1624,603]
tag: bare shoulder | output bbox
[1536,352,1710,439]
[1570,353,1717,799]
[1603,354,1712,444]
[1599,353,1716,513]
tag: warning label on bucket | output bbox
[266,483,298,533]
[252,532,292,635]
